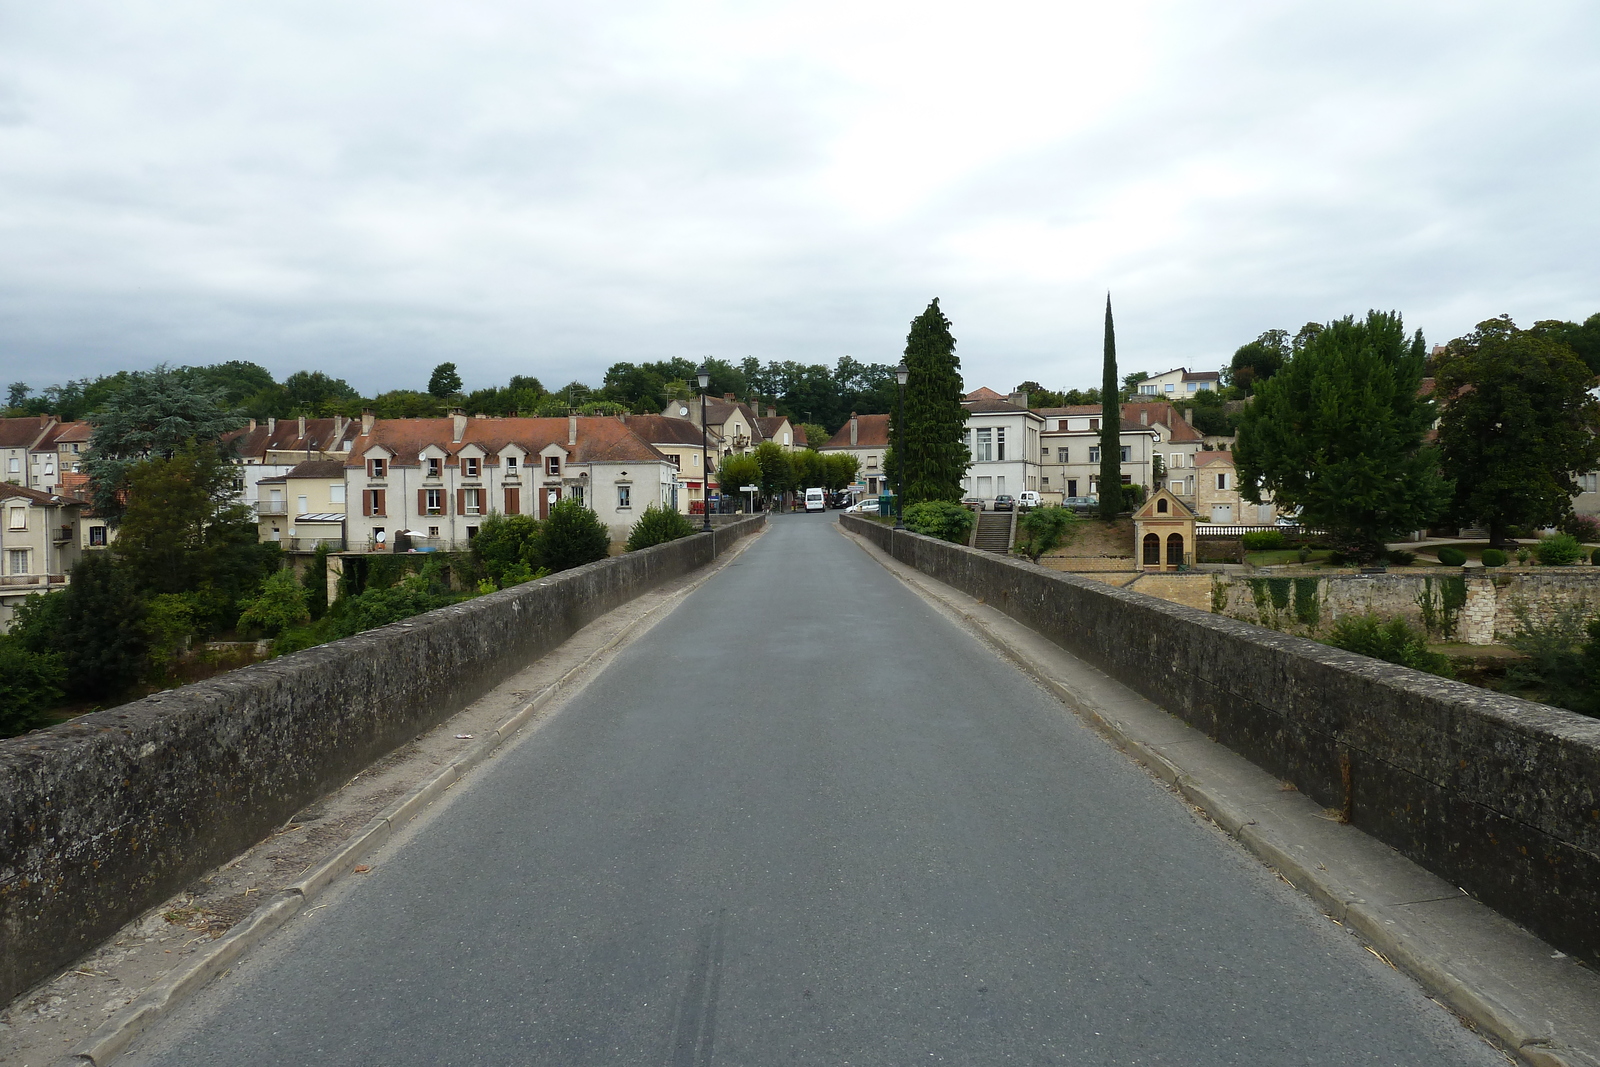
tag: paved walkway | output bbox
[125,515,1503,1066]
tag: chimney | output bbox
[298,415,307,438]
[1140,410,1148,426]
[849,412,858,446]
[249,418,257,431]
[334,414,348,438]
[568,414,578,446]
[766,406,776,418]
[40,413,50,426]
[451,409,467,443]
[361,410,375,436]
[267,417,276,435]
[1009,391,1028,408]
[724,393,735,402]
[1183,408,1194,425]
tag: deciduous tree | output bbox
[1435,316,1600,547]
[1234,311,1450,561]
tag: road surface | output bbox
[127,514,1502,1066]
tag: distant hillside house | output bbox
[1137,367,1220,397]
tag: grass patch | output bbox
[1244,549,1332,567]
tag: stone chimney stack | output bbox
[361,410,375,436]
[451,409,467,444]
[267,417,276,435]
[724,393,735,402]
[248,418,257,431]
[849,412,858,446]
[568,414,578,446]
[298,415,307,438]
[1009,391,1028,408]
[1184,408,1194,425]
[1140,410,1148,426]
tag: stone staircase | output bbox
[972,511,1014,554]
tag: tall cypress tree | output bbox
[895,298,969,505]
[1098,294,1121,519]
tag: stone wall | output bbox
[1212,569,1600,644]
[0,516,764,1004]
[842,515,1600,966]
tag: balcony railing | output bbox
[0,574,68,589]
[256,500,289,516]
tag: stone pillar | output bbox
[1459,574,1497,645]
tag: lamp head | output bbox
[697,365,711,390]
[895,363,909,387]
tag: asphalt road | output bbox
[127,514,1503,1066]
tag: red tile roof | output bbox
[0,483,80,506]
[820,414,891,450]
[623,414,721,447]
[346,417,670,468]
[965,387,1005,401]
[0,416,55,449]
[225,417,359,460]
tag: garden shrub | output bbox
[472,513,544,586]
[1324,614,1454,678]
[1242,530,1286,551]
[1480,548,1507,567]
[1385,550,1416,567]
[1562,513,1600,542]
[238,569,312,636]
[904,500,976,544]
[1535,533,1583,566]
[541,499,612,572]
[0,639,65,737]
[1435,547,1467,567]
[1013,506,1083,563]
[626,504,696,551]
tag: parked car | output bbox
[1016,491,1042,511]
[993,494,1015,512]
[962,496,985,511]
[845,499,880,514]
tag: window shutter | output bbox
[456,489,466,515]
[374,489,386,516]
[418,489,426,514]
[505,487,519,515]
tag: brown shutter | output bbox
[374,489,386,517]
[362,489,372,516]
[456,489,466,515]
[504,487,519,515]
[418,489,426,515]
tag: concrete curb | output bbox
[839,523,1600,1067]
[54,526,764,1067]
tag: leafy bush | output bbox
[1013,506,1083,563]
[1120,483,1147,510]
[904,500,976,544]
[1562,513,1600,542]
[1481,548,1507,567]
[541,499,612,571]
[471,512,544,587]
[1435,546,1467,567]
[1504,601,1599,715]
[1242,530,1286,551]
[0,639,65,737]
[1324,614,1454,677]
[1535,533,1583,566]
[1385,550,1416,567]
[626,504,696,551]
[238,569,312,636]
[58,552,148,701]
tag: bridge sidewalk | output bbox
[838,523,1600,1067]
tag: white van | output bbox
[805,487,826,512]
[1017,491,1042,511]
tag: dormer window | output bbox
[465,457,480,478]
[368,457,386,479]
[427,457,441,478]
[505,456,518,474]
[546,455,561,477]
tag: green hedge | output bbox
[1241,530,1286,551]
[1436,547,1467,567]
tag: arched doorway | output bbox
[1143,533,1161,567]
[1166,532,1185,568]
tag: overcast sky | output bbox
[2,1,1596,398]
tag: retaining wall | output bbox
[842,515,1600,965]
[0,516,764,1003]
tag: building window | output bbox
[617,485,631,509]
[1056,447,1069,462]
[368,457,386,479]
[1187,382,1199,392]
[466,525,479,540]
[1165,383,1175,393]
[1170,453,1183,469]
[995,428,1006,461]
[425,488,443,515]
[669,454,681,469]
[6,457,17,473]
[330,484,346,504]
[8,548,27,574]
[1088,446,1100,463]
[90,525,107,546]
[1216,473,1229,491]
[43,457,55,475]
[7,507,24,530]
[1582,473,1600,494]
[465,457,480,478]
[428,526,440,538]
[465,488,482,515]
[1141,384,1158,394]
[427,457,441,478]
[364,489,386,516]
[546,455,561,477]
[975,429,993,462]
[1120,446,1131,463]
[1170,480,1185,495]
[1089,419,1099,431]
[506,455,518,474]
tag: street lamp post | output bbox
[698,365,713,532]
[894,362,909,530]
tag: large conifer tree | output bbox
[1098,295,1121,519]
[894,299,968,505]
